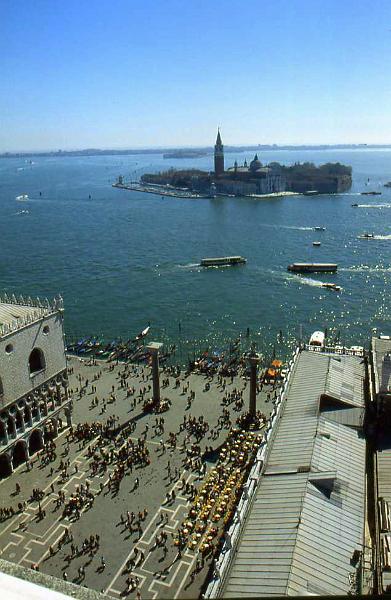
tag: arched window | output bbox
[29,348,45,375]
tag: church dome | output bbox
[250,154,262,172]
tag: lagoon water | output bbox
[0,149,390,360]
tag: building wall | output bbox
[216,173,286,196]
[0,313,66,409]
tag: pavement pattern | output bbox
[0,356,276,599]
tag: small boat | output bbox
[384,182,391,188]
[17,210,29,215]
[361,191,381,195]
[358,232,374,239]
[16,194,29,202]
[351,203,359,207]
[321,283,341,292]
[313,226,326,231]
[303,190,319,196]
[309,330,325,347]
[312,241,321,247]
[135,326,150,341]
[288,263,337,273]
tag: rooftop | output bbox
[0,294,63,338]
[372,336,391,396]
[220,350,366,597]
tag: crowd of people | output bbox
[0,349,282,598]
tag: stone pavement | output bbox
[0,356,276,599]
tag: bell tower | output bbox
[214,128,224,177]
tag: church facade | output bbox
[212,130,286,195]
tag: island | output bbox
[113,130,353,198]
[163,150,208,159]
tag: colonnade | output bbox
[0,370,72,478]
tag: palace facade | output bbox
[0,294,72,478]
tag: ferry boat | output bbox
[200,256,247,267]
[288,263,338,273]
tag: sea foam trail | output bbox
[340,266,391,273]
[355,204,391,209]
[263,224,317,231]
[287,274,331,288]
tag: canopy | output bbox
[271,359,282,368]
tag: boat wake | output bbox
[178,263,201,269]
[340,265,391,273]
[285,274,330,287]
[373,235,391,240]
[354,204,391,209]
[280,225,314,231]
[288,275,325,287]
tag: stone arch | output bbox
[12,440,28,469]
[31,404,39,420]
[0,419,6,441]
[15,410,23,431]
[44,418,58,442]
[23,404,31,424]
[7,415,15,436]
[29,429,43,455]
[0,453,12,478]
[29,348,46,375]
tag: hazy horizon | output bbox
[2,141,391,155]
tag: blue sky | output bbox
[1,0,391,151]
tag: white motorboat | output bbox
[16,194,29,202]
[321,283,341,292]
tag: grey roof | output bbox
[323,355,365,407]
[222,350,366,598]
[0,303,38,327]
[320,406,364,428]
[372,336,391,396]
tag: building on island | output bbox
[212,130,286,195]
[0,294,71,478]
[214,128,225,177]
[139,128,351,196]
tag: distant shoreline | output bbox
[2,144,391,159]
